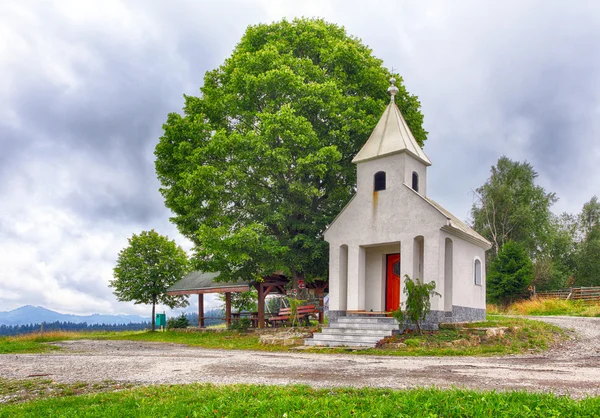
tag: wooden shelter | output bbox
[167,271,327,328]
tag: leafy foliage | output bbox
[154,18,427,286]
[218,290,257,313]
[471,156,557,259]
[166,314,189,330]
[228,318,252,332]
[574,225,600,287]
[578,195,600,238]
[487,242,534,306]
[393,275,440,335]
[110,230,189,331]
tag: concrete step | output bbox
[311,334,383,343]
[328,322,399,330]
[321,328,394,336]
[305,339,376,348]
[337,317,397,324]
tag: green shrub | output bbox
[392,274,440,334]
[166,314,189,330]
[228,318,251,332]
[488,242,534,306]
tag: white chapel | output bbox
[323,78,492,327]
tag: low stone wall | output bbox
[259,331,313,346]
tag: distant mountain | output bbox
[0,305,149,326]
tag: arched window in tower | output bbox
[374,171,386,191]
[412,172,419,192]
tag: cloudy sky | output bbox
[1,0,599,317]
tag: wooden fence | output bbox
[535,286,600,304]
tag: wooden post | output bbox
[257,283,265,329]
[198,293,205,327]
[317,288,324,324]
[225,292,231,326]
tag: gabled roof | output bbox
[404,185,492,250]
[352,102,432,166]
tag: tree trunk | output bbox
[151,301,156,332]
[291,269,306,299]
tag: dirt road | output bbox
[1,316,599,397]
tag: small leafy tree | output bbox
[111,230,189,331]
[392,275,440,335]
[218,290,258,313]
[487,241,534,306]
[288,298,307,327]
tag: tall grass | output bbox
[489,298,600,317]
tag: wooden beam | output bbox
[198,294,205,327]
[257,283,265,329]
[167,286,250,296]
[225,292,232,326]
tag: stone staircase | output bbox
[305,316,400,348]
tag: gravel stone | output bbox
[1,316,599,398]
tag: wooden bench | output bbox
[268,304,319,327]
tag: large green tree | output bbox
[111,230,189,331]
[578,196,600,239]
[574,225,600,287]
[471,156,557,259]
[155,18,427,286]
[573,196,600,287]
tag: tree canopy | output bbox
[110,230,189,331]
[470,156,557,259]
[155,18,427,285]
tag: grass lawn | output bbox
[0,316,564,357]
[489,299,600,317]
[1,382,599,417]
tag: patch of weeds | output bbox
[363,316,565,357]
[0,378,134,405]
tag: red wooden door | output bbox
[386,253,401,311]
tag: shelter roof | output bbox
[166,271,251,295]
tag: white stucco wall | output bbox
[439,231,487,310]
[404,155,428,196]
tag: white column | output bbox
[424,235,441,311]
[400,239,413,306]
[347,245,366,311]
[328,244,340,311]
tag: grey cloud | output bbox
[1,0,599,314]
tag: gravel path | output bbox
[1,316,599,397]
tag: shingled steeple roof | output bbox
[352,78,432,166]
